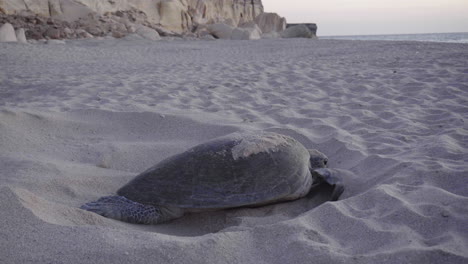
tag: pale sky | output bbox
[262,0,468,36]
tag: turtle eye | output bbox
[323,159,328,166]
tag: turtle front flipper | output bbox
[80,196,183,224]
[311,168,345,201]
[330,183,345,201]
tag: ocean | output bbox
[321,32,468,44]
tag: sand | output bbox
[0,38,467,263]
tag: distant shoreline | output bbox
[321,32,468,44]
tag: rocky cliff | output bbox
[0,0,264,33]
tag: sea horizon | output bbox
[320,32,468,44]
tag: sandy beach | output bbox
[1,38,467,263]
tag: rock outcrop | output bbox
[0,0,301,42]
[0,10,166,41]
[0,0,264,33]
[134,24,161,41]
[281,24,317,39]
[15,27,27,43]
[254,12,286,34]
[0,22,17,42]
[287,23,317,36]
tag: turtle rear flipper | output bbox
[80,196,183,224]
[311,168,345,201]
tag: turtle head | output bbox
[308,149,329,169]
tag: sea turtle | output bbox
[80,131,344,224]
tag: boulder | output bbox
[183,32,197,38]
[261,31,280,39]
[112,31,126,38]
[135,25,160,41]
[85,24,105,36]
[230,28,246,40]
[206,23,234,39]
[122,33,144,40]
[63,27,74,38]
[76,29,93,39]
[0,23,17,42]
[201,34,216,41]
[44,27,61,39]
[196,28,212,38]
[231,25,261,40]
[254,12,286,34]
[152,25,180,37]
[26,26,45,40]
[108,21,128,35]
[281,24,316,39]
[126,24,137,33]
[15,28,27,43]
[287,23,317,35]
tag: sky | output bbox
[262,0,468,36]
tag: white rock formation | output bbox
[158,0,188,32]
[0,0,29,15]
[189,0,263,27]
[254,12,286,34]
[0,0,265,33]
[15,28,27,43]
[0,23,17,42]
[53,0,94,22]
